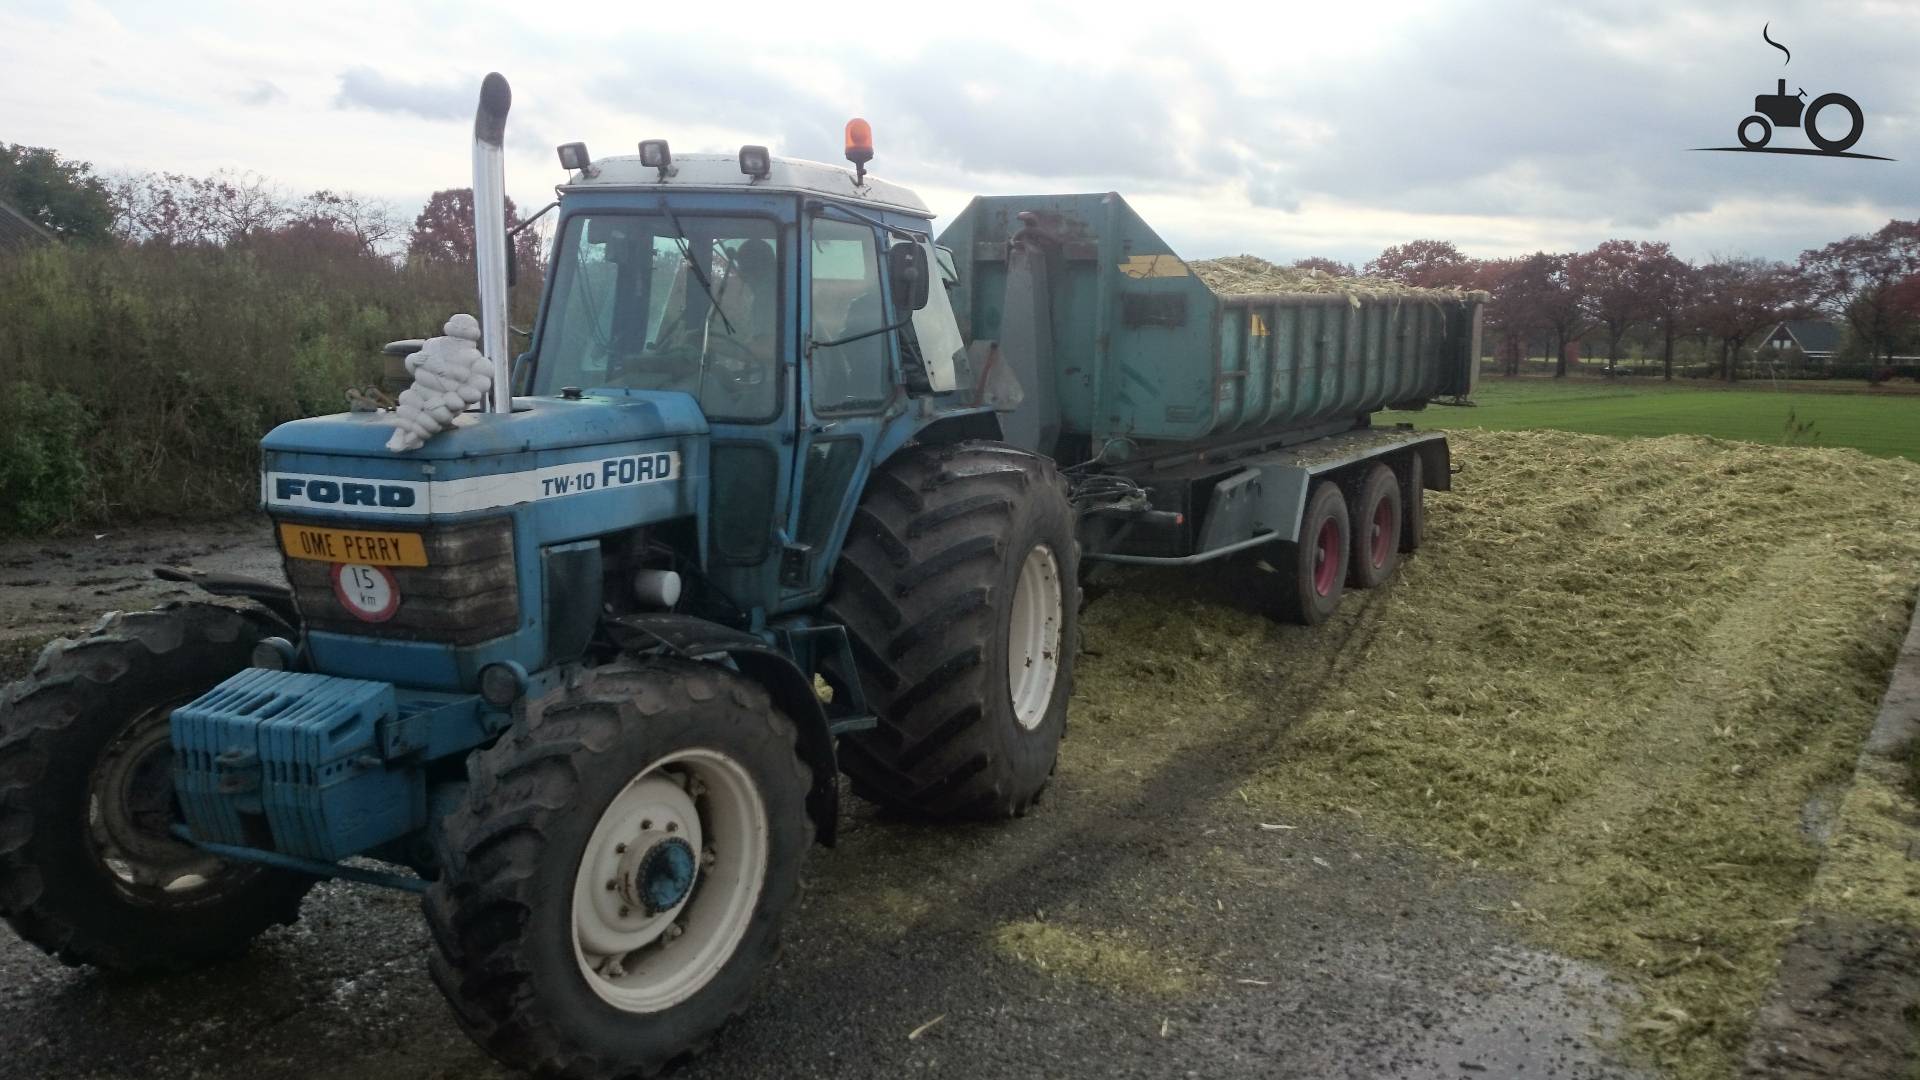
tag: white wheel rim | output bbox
[1007,543,1064,731]
[571,748,768,1013]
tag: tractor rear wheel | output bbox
[0,603,313,972]
[426,658,811,1080]
[824,441,1080,820]
[1273,481,1350,625]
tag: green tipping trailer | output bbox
[937,192,1484,622]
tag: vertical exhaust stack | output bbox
[472,72,512,414]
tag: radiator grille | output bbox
[280,517,519,645]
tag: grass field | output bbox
[1413,378,1920,462]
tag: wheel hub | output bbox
[622,835,698,915]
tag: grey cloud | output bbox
[334,66,471,121]
[579,5,1915,262]
[238,79,285,107]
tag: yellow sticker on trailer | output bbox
[278,524,428,567]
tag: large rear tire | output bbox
[425,659,812,1080]
[1273,481,1349,626]
[1400,453,1428,553]
[1346,463,1402,589]
[0,604,312,972]
[824,441,1080,820]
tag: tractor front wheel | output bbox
[0,604,312,972]
[425,659,811,1080]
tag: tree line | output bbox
[0,143,544,532]
[1297,225,1920,382]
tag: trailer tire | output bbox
[0,604,313,973]
[1347,463,1402,589]
[825,441,1079,820]
[1275,481,1349,625]
[1401,453,1427,553]
[426,658,811,1080]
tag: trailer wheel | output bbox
[425,658,811,1080]
[824,441,1079,820]
[1275,481,1349,625]
[1400,453,1427,553]
[0,604,312,973]
[1347,464,1402,589]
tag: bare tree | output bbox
[113,169,289,246]
[297,190,401,258]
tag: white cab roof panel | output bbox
[564,153,930,218]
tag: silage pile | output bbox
[1189,254,1488,304]
[1066,429,1920,1080]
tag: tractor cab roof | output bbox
[562,153,931,219]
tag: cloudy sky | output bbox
[3,0,1914,266]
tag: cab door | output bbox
[776,210,899,610]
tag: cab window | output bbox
[536,213,780,422]
[809,218,889,414]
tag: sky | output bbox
[2,0,1915,267]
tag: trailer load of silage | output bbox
[1188,254,1488,304]
[1065,429,1920,1080]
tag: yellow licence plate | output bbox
[278,523,428,567]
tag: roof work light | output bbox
[738,145,771,179]
[556,142,592,173]
[638,139,673,178]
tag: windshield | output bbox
[534,213,780,420]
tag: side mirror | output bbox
[888,242,930,312]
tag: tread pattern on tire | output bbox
[424,658,811,1080]
[823,441,1079,820]
[0,602,311,972]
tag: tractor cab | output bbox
[526,143,976,623]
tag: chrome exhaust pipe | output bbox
[472,72,512,414]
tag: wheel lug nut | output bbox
[641,819,653,830]
[618,905,630,918]
[665,822,678,833]
[605,879,617,891]
[614,843,626,854]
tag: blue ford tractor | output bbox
[0,73,1476,1079]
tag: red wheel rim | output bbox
[1313,518,1340,596]
[1370,498,1395,569]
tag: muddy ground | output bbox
[0,521,1654,1080]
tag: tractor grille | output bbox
[281,517,520,645]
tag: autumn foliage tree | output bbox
[1692,257,1806,381]
[1799,220,1920,365]
[1364,239,1475,287]
[406,188,542,276]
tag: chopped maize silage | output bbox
[1189,254,1488,303]
[1066,429,1920,1080]
[992,920,1194,997]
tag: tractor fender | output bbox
[603,613,840,845]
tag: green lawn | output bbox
[1412,378,1920,461]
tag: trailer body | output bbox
[937,193,1481,455]
[936,193,1480,564]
